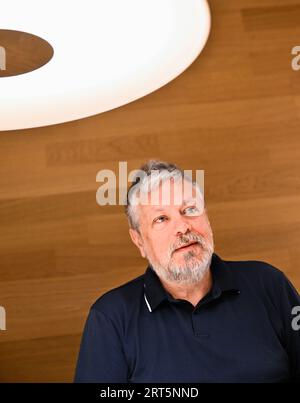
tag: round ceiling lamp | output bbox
[0,0,211,131]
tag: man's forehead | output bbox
[144,180,202,202]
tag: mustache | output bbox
[170,232,207,254]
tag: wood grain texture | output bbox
[0,29,54,77]
[0,0,299,382]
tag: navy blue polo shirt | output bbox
[74,253,300,383]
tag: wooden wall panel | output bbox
[0,0,299,381]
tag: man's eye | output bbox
[153,215,167,224]
[184,206,199,215]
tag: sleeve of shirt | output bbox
[74,306,129,383]
[278,272,300,382]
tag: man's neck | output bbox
[159,268,213,307]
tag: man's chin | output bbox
[170,252,213,280]
[171,249,211,267]
[147,248,214,283]
[167,266,210,284]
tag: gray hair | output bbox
[125,160,204,231]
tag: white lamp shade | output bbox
[0,0,211,131]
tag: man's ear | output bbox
[129,228,146,258]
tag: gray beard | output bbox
[148,247,214,285]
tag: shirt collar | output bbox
[143,252,240,313]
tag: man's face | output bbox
[129,178,214,284]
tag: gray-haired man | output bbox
[75,160,300,383]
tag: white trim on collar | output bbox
[144,293,152,313]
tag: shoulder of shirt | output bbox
[89,271,146,316]
[222,257,287,285]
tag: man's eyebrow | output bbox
[151,200,197,213]
[182,198,197,205]
[151,207,166,213]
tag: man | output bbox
[74,160,300,383]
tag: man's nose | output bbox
[174,217,192,236]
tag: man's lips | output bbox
[175,241,199,251]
